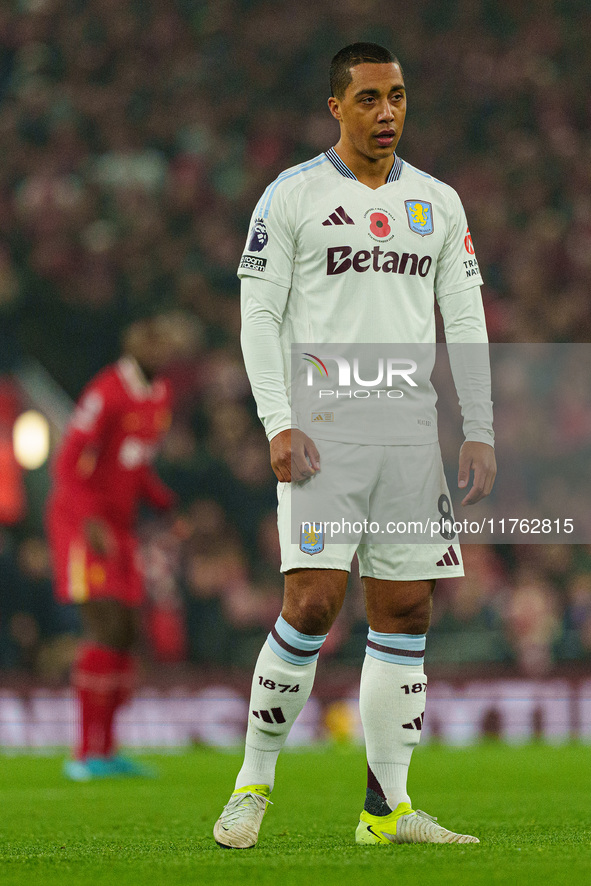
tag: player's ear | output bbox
[328,96,342,121]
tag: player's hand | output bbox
[270,429,320,482]
[458,441,497,506]
[84,518,115,556]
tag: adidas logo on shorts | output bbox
[436,546,460,567]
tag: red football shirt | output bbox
[49,357,174,528]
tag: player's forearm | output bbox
[141,468,176,510]
[240,277,293,440]
[55,383,109,484]
[438,285,494,446]
[54,430,98,483]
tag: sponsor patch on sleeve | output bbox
[463,258,480,278]
[239,254,267,272]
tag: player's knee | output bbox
[283,570,347,634]
[283,593,341,635]
[371,594,433,635]
[402,611,431,635]
[111,615,136,651]
[92,621,128,650]
[394,595,432,634]
[81,599,135,650]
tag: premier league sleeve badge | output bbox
[247,218,269,252]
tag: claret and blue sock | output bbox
[235,615,328,791]
[360,629,427,815]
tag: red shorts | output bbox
[46,510,143,607]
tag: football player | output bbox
[47,311,179,779]
[214,43,496,847]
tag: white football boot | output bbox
[356,802,480,844]
[213,785,272,849]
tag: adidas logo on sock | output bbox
[251,707,286,724]
[402,713,424,730]
[322,205,355,226]
[436,546,460,567]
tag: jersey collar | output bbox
[325,147,403,183]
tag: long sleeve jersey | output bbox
[49,357,174,528]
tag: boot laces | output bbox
[414,809,438,824]
[221,792,272,826]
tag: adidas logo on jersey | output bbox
[322,206,355,226]
[312,412,333,422]
[436,546,460,567]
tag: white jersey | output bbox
[238,149,486,445]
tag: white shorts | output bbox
[277,439,464,580]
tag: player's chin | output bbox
[368,141,396,158]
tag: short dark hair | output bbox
[330,42,402,99]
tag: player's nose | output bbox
[376,101,394,121]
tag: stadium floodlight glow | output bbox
[13,410,50,470]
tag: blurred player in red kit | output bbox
[46,312,179,780]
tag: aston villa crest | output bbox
[299,522,325,555]
[405,200,434,236]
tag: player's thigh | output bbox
[277,479,357,573]
[278,438,380,572]
[367,441,457,543]
[83,526,144,608]
[48,515,144,609]
[47,515,113,605]
[359,441,464,580]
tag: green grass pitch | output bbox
[0,743,589,885]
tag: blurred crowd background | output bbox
[1,0,591,684]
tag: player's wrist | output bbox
[463,434,495,449]
[268,424,299,442]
